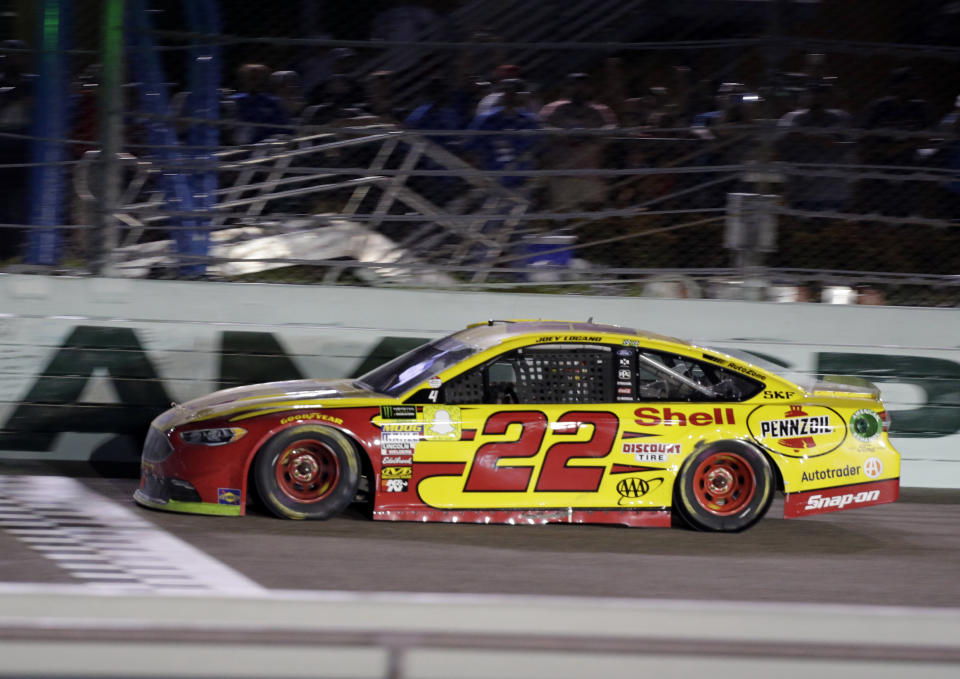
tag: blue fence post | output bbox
[26,0,70,266]
[126,0,203,276]
[183,0,222,267]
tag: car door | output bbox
[413,342,660,513]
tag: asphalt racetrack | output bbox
[2,469,958,607]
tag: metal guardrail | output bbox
[1,585,959,679]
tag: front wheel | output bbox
[253,425,361,520]
[674,440,774,532]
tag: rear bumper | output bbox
[784,478,899,518]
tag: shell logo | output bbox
[747,404,847,457]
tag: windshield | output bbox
[355,336,481,397]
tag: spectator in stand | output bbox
[0,40,34,259]
[405,75,472,149]
[270,70,307,124]
[610,91,682,208]
[691,82,756,139]
[539,72,618,210]
[689,82,761,206]
[301,49,367,128]
[403,75,472,204]
[776,80,853,212]
[856,67,934,216]
[229,63,290,144]
[936,94,960,219]
[466,78,541,191]
[476,64,539,116]
[363,70,403,123]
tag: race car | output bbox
[134,320,900,532]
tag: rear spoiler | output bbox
[813,375,881,400]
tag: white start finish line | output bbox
[0,475,262,593]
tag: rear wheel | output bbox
[674,440,774,532]
[253,425,361,520]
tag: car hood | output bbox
[155,378,379,429]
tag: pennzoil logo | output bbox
[748,404,846,457]
[381,466,412,480]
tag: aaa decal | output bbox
[616,476,664,505]
[748,404,847,457]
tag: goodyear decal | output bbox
[280,412,344,426]
[748,404,847,457]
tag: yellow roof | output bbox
[456,320,685,350]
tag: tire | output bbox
[253,425,361,520]
[674,440,774,532]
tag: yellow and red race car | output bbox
[134,320,900,532]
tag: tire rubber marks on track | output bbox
[0,476,262,593]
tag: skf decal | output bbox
[217,488,241,505]
[634,406,736,427]
[748,404,847,457]
[381,466,412,480]
[280,412,344,426]
[616,477,664,505]
[763,390,795,400]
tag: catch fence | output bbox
[2,0,959,306]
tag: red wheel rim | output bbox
[691,452,756,516]
[275,439,340,503]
